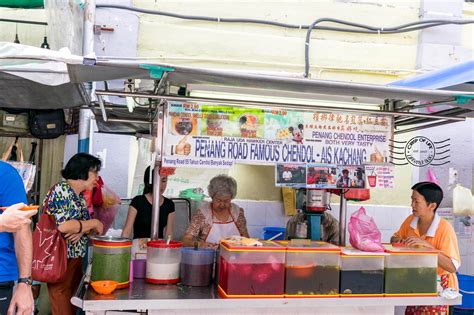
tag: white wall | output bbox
[91,133,137,198]
[64,133,138,199]
[0,8,46,46]
[235,199,411,243]
[134,0,423,83]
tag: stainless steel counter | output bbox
[72,278,462,315]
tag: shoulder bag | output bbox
[31,190,68,283]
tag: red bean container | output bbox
[180,248,215,286]
[145,240,182,284]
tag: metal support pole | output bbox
[150,103,166,240]
[78,109,92,152]
[78,0,95,153]
[306,214,322,241]
[339,193,347,246]
[83,0,95,57]
[97,95,108,122]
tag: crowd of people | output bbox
[0,151,461,315]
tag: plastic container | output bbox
[218,240,286,298]
[131,238,149,279]
[284,240,340,297]
[146,240,182,284]
[306,189,330,212]
[180,248,215,286]
[90,236,132,289]
[262,227,286,241]
[457,273,474,309]
[453,307,474,315]
[384,245,438,296]
[213,248,220,284]
[133,258,147,279]
[340,248,385,296]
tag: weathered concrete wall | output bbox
[0,8,46,45]
[134,0,422,83]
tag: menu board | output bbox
[364,164,394,189]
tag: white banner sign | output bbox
[163,102,393,168]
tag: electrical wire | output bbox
[96,4,474,78]
[303,19,474,77]
[96,4,474,31]
[0,18,48,26]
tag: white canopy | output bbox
[0,42,472,130]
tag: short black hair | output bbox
[411,181,443,211]
[143,166,154,194]
[342,169,349,174]
[61,153,101,180]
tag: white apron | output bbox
[205,209,240,244]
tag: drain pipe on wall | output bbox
[78,0,95,153]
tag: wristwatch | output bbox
[18,277,33,286]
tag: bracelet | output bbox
[77,220,83,234]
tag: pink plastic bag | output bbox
[94,183,121,234]
[348,207,384,252]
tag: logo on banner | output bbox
[390,137,450,167]
[164,102,393,167]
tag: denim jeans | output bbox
[0,281,14,315]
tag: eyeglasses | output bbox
[212,196,232,204]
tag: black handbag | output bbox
[29,110,65,139]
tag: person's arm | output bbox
[57,218,103,235]
[165,212,175,238]
[404,237,456,273]
[182,233,195,247]
[121,206,138,238]
[438,253,456,273]
[390,218,408,244]
[47,186,103,237]
[0,203,36,232]
[323,212,340,245]
[437,224,461,273]
[237,208,250,238]
[405,221,460,274]
[9,224,34,315]
[390,235,403,243]
[0,166,33,314]
[182,209,207,247]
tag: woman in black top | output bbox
[122,166,175,239]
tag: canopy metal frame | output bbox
[88,63,472,243]
[93,88,467,244]
[93,89,467,136]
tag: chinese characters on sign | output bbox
[163,101,393,170]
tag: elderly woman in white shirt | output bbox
[182,175,249,248]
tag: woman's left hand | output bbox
[65,232,85,244]
[404,236,434,249]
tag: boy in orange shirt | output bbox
[391,182,460,315]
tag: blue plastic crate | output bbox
[453,308,474,315]
[262,226,285,241]
[457,274,474,310]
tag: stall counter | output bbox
[72,278,461,315]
